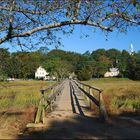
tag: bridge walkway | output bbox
[20,80,140,139]
[50,79,91,117]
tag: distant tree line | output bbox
[0,48,140,81]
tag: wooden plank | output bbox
[26,123,46,128]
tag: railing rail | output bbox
[76,80,103,92]
[27,81,64,127]
[73,80,108,121]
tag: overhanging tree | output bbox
[0,0,140,49]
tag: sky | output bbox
[58,25,140,54]
[0,25,140,54]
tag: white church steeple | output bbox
[130,43,134,56]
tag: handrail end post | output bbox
[99,92,108,122]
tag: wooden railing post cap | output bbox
[40,89,45,94]
[99,89,103,93]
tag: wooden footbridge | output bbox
[26,79,108,138]
[14,79,140,139]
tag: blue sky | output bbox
[58,25,140,54]
[1,25,140,54]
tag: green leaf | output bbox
[117,9,120,13]
[132,0,137,7]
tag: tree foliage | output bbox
[127,55,140,80]
[0,48,140,81]
[0,0,140,48]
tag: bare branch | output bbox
[0,6,46,15]
[0,19,112,44]
[73,0,81,21]
[0,0,140,47]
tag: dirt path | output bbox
[17,80,140,139]
[0,107,36,139]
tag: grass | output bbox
[84,78,140,115]
[1,78,139,113]
[0,80,57,138]
[0,80,56,109]
[111,91,140,109]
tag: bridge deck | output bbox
[20,80,140,139]
[51,80,90,116]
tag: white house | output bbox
[35,66,50,80]
[104,68,120,77]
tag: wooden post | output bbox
[84,86,86,92]
[50,100,53,111]
[89,88,92,108]
[83,85,87,99]
[86,87,90,103]
[50,88,53,111]
[35,101,43,123]
[99,92,108,121]
[35,89,46,124]
[42,106,46,124]
[80,84,83,95]
[80,83,82,89]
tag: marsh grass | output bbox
[0,80,56,109]
[84,78,140,114]
[112,90,140,109]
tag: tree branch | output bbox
[73,0,81,21]
[0,1,140,46]
[109,13,140,25]
[0,19,111,44]
[0,6,46,15]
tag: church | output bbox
[104,44,134,78]
[130,43,134,56]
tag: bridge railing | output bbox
[73,80,108,121]
[35,82,64,124]
[27,81,64,127]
